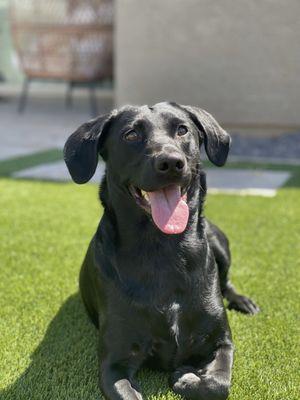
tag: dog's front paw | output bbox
[171,368,229,400]
[171,369,202,399]
[228,294,260,315]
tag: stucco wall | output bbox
[115,0,300,127]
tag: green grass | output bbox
[0,177,299,400]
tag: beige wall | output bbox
[115,0,300,128]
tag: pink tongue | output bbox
[147,185,189,234]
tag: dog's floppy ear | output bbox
[64,111,116,184]
[176,104,231,166]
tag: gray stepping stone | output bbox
[207,169,290,197]
[13,161,290,197]
[13,160,105,183]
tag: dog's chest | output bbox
[116,235,206,303]
[146,300,213,370]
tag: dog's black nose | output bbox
[154,153,185,175]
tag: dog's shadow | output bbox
[1,294,170,400]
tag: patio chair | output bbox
[10,0,113,115]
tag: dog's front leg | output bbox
[170,343,234,400]
[100,358,143,400]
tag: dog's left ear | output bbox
[176,104,231,166]
[64,111,116,184]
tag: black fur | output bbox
[64,102,259,400]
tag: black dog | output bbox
[64,102,259,400]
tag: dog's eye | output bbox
[123,130,142,142]
[177,125,188,136]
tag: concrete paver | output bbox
[207,169,290,197]
[13,160,105,183]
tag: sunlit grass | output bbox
[0,178,299,399]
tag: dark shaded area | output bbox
[230,132,300,160]
[0,294,99,400]
[283,169,300,188]
[0,294,170,400]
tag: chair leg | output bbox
[65,81,74,108]
[89,83,98,117]
[18,78,30,113]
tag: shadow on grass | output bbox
[1,294,170,400]
[283,169,300,188]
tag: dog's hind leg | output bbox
[206,220,260,315]
[222,280,259,315]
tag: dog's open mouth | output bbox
[129,185,189,234]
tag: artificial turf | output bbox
[0,177,299,400]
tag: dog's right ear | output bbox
[64,111,116,184]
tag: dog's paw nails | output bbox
[228,295,260,315]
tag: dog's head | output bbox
[64,102,230,234]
